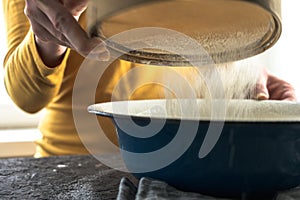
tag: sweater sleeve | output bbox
[2,0,70,113]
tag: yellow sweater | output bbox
[3,0,171,157]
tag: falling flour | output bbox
[162,61,266,120]
[93,0,285,120]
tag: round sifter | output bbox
[87,0,281,66]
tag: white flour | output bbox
[162,61,265,120]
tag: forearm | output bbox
[35,36,67,68]
[2,0,70,113]
[4,31,68,113]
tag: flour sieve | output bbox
[86,0,281,66]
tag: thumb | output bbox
[255,69,269,100]
[84,37,110,61]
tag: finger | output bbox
[29,17,71,47]
[268,84,296,101]
[282,91,297,101]
[267,82,285,100]
[25,0,71,47]
[61,0,88,17]
[33,0,109,59]
[33,0,85,40]
[255,69,269,100]
[267,74,297,101]
[280,88,297,101]
[85,37,110,61]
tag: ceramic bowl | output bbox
[88,99,300,198]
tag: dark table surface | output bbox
[1,155,300,200]
[0,155,136,200]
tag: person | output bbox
[2,0,296,157]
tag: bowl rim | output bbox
[88,99,300,122]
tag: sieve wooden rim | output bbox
[87,0,282,66]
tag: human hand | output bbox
[24,0,109,62]
[255,69,297,101]
[60,0,88,19]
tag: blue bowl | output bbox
[88,99,300,198]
